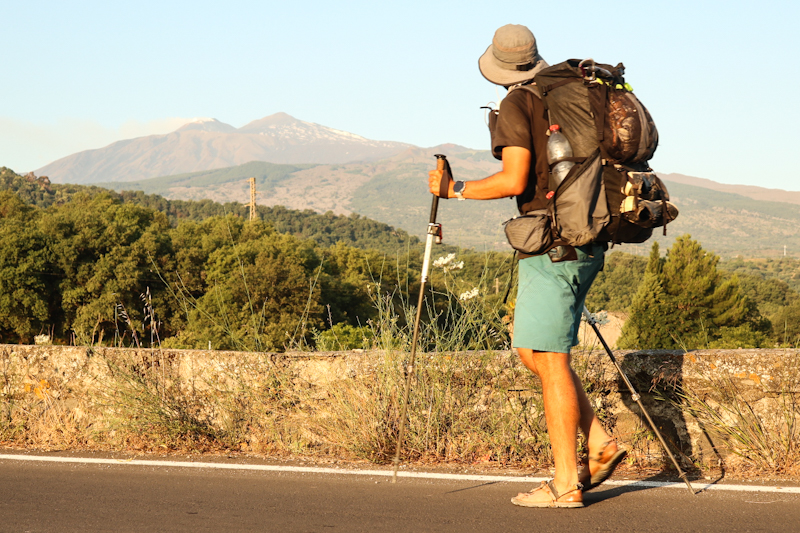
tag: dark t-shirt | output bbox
[491,86,551,215]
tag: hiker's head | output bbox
[478,24,548,87]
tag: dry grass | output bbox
[4,344,798,479]
[300,350,551,466]
[675,365,800,476]
[97,350,221,449]
[0,345,549,466]
[0,347,95,449]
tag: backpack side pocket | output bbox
[553,149,610,246]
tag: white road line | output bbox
[1,454,797,494]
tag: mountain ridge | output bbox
[95,152,800,258]
[24,111,800,256]
[36,113,412,184]
[659,172,800,206]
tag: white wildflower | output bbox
[459,287,479,301]
[433,253,464,272]
[433,253,456,269]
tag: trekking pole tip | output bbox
[679,472,696,495]
[391,457,399,484]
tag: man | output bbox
[428,24,626,509]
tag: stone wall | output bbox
[2,344,798,470]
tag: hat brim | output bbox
[478,45,549,86]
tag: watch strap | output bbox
[454,181,466,200]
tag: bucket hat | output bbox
[478,24,548,86]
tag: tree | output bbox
[0,192,54,342]
[618,242,676,348]
[619,236,767,349]
[585,251,648,313]
[164,220,326,351]
[39,192,175,344]
[768,302,800,347]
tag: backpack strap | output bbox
[539,77,581,96]
[594,82,608,143]
[514,84,542,100]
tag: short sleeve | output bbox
[491,89,533,159]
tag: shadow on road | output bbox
[444,481,501,494]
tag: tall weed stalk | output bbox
[302,349,550,465]
[303,252,546,465]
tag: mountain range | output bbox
[35,113,411,184]
[28,113,800,257]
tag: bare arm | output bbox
[427,146,530,200]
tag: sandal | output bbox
[579,440,627,492]
[511,480,584,508]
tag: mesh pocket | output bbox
[553,150,610,246]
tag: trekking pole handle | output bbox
[432,154,450,223]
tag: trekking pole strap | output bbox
[434,154,453,202]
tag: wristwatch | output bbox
[453,181,466,201]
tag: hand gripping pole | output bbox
[582,306,695,495]
[392,155,449,483]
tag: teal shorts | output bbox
[512,243,605,354]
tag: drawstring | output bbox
[503,250,518,305]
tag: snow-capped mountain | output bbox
[237,113,391,146]
[36,113,412,184]
[176,118,238,133]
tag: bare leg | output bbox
[572,368,613,454]
[518,348,614,493]
[518,348,579,494]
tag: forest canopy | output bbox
[2,167,799,350]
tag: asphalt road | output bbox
[1,456,799,532]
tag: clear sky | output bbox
[2,0,798,190]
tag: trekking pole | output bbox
[582,306,696,496]
[392,154,449,483]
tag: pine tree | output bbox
[618,241,676,349]
[619,235,766,350]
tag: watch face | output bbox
[454,181,465,193]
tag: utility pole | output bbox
[248,177,257,221]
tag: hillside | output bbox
[96,151,800,258]
[96,161,313,204]
[661,172,800,206]
[0,167,421,256]
[35,113,411,184]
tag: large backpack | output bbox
[495,58,677,249]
